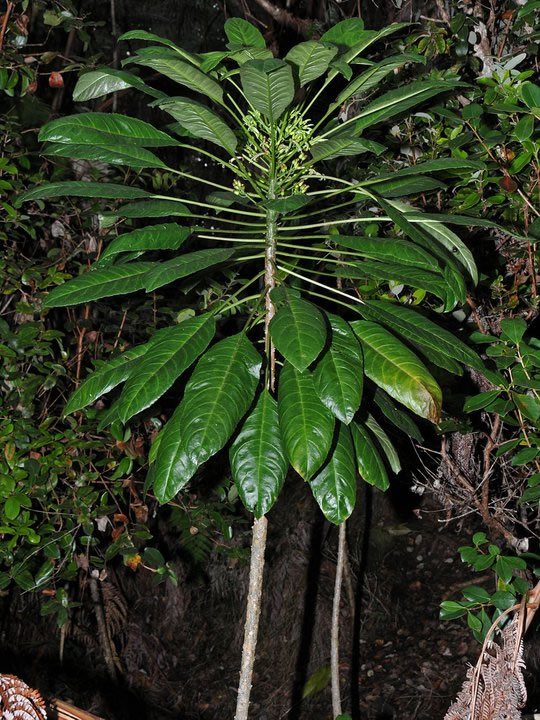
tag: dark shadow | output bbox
[350,483,373,719]
[288,516,325,720]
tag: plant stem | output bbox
[234,515,268,720]
[235,166,278,720]
[331,521,346,719]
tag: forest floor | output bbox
[1,479,537,720]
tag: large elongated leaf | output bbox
[43,262,156,308]
[320,18,365,48]
[359,158,486,185]
[311,135,386,162]
[350,320,442,422]
[144,248,235,291]
[64,344,151,416]
[132,57,223,104]
[230,390,288,518]
[360,176,445,198]
[335,236,439,270]
[269,292,327,372]
[332,53,426,109]
[149,333,262,503]
[155,97,237,153]
[224,18,266,49]
[372,195,469,307]
[240,59,294,122]
[285,41,337,86]
[329,81,460,135]
[39,113,179,147]
[350,421,389,490]
[119,30,200,66]
[278,361,335,480]
[313,314,363,424]
[101,224,191,260]
[364,414,401,474]
[372,387,423,442]
[103,199,191,219]
[16,182,151,207]
[413,217,478,284]
[339,260,449,305]
[44,142,167,170]
[72,68,166,102]
[356,301,483,371]
[116,313,216,423]
[341,23,409,62]
[310,423,357,524]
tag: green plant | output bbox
[16,16,502,718]
[440,531,539,643]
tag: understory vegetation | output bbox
[1,1,539,719]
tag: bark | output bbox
[331,521,346,718]
[234,516,268,720]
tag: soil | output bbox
[1,478,538,720]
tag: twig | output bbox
[0,1,13,53]
[250,0,315,38]
[440,437,516,546]
[88,576,117,681]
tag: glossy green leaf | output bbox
[350,421,389,490]
[341,23,410,63]
[359,158,486,185]
[43,262,156,308]
[335,236,439,270]
[101,224,191,260]
[350,320,442,422]
[278,361,335,480]
[362,176,445,198]
[332,54,426,109]
[464,390,501,413]
[116,313,216,423]
[155,97,237,153]
[229,47,273,65]
[122,47,184,68]
[310,423,357,524]
[44,142,167,170]
[519,81,540,109]
[413,217,478,285]
[372,388,423,442]
[364,414,401,474]
[311,135,385,162]
[224,18,266,49]
[149,333,261,503]
[230,390,288,517]
[320,19,365,47]
[38,113,179,147]
[500,317,527,344]
[64,343,156,415]
[337,80,460,134]
[371,195,470,304]
[103,199,191,219]
[269,291,327,372]
[133,57,223,103]
[412,342,463,375]
[16,181,151,207]
[119,29,201,66]
[240,59,294,122]
[285,42,337,86]
[72,68,165,102]
[144,248,235,291]
[313,313,363,424]
[340,260,448,305]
